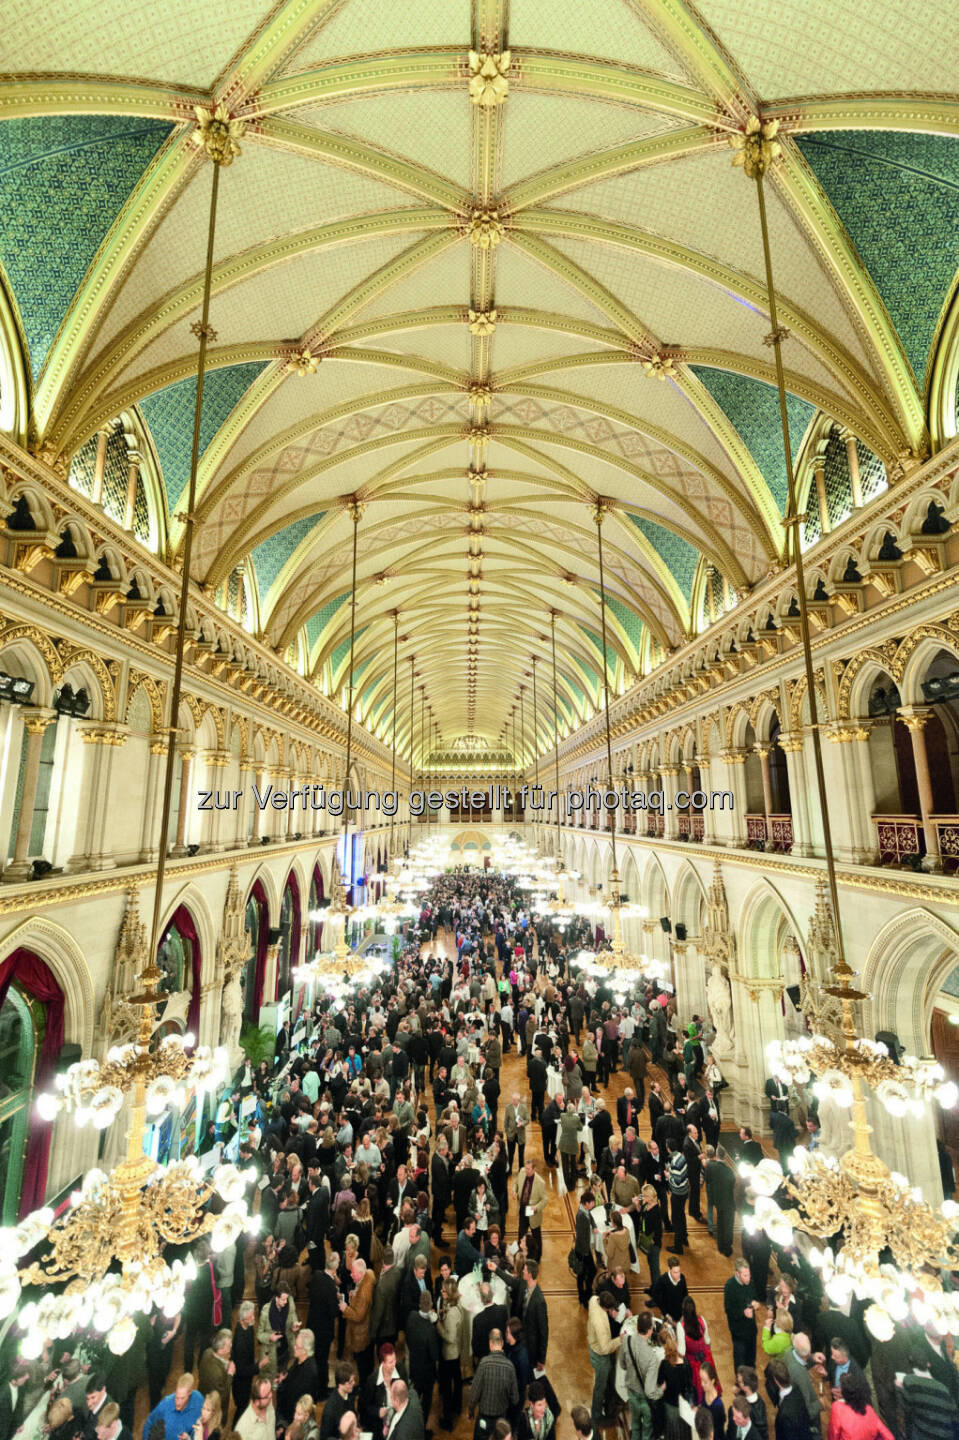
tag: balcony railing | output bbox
[769,814,794,853]
[873,814,923,867]
[691,813,705,842]
[646,813,664,838]
[934,816,959,874]
[745,813,768,848]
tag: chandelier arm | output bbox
[550,611,561,858]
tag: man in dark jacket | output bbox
[405,1293,440,1423]
[307,1253,340,1395]
[527,1052,547,1123]
[574,1191,597,1308]
[705,1146,737,1256]
[725,1259,758,1369]
[521,1261,549,1372]
[766,1358,814,1440]
[472,1284,509,1363]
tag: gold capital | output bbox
[191,104,245,166]
[468,50,511,107]
[728,115,782,179]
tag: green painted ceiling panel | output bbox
[689,367,815,514]
[250,514,323,595]
[138,361,267,512]
[797,131,959,385]
[306,594,347,649]
[0,116,173,374]
[602,591,645,652]
[629,515,700,599]
[331,623,369,674]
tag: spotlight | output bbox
[0,672,36,704]
[29,859,54,880]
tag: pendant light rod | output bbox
[550,610,561,857]
[531,655,539,786]
[389,610,399,860]
[593,503,619,891]
[339,499,364,889]
[754,167,847,971]
[149,159,222,963]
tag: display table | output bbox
[457,1271,509,1341]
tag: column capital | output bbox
[21,706,57,734]
[79,721,130,747]
[203,748,231,768]
[898,705,932,732]
[777,730,804,752]
[719,748,747,765]
[753,743,772,759]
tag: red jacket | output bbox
[827,1402,894,1440]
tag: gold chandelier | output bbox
[727,112,959,1340]
[0,959,255,1355]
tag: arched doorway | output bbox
[244,880,269,1021]
[277,871,301,1002]
[0,949,64,1219]
[156,906,202,1038]
[308,866,324,957]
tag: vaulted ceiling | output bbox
[3,0,959,765]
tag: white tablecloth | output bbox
[590,1204,642,1272]
[457,1271,509,1342]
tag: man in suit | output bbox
[705,1145,736,1255]
[304,1171,330,1269]
[527,1051,547,1123]
[91,1401,131,1440]
[471,1283,509,1363]
[766,1358,814,1440]
[400,1254,434,1330]
[765,1075,790,1118]
[455,1217,485,1277]
[819,1339,869,1403]
[617,1088,642,1139]
[308,1252,340,1395]
[431,1139,451,1232]
[453,1156,482,1231]
[405,1293,440,1425]
[591,1097,613,1159]
[370,1247,403,1354]
[514,1160,548,1263]
[504,1094,529,1174]
[541,1094,561,1168]
[738,1126,763,1166]
[386,1378,425,1440]
[198,1330,234,1421]
[724,1259,758,1369]
[387,1165,417,1227]
[575,1190,597,1308]
[521,1260,549,1374]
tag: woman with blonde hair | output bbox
[194,1392,223,1440]
[285,1394,319,1440]
[43,1397,76,1440]
[437,1276,470,1429]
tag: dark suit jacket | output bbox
[527,1057,547,1094]
[277,1356,320,1426]
[307,1268,339,1341]
[405,1311,440,1388]
[387,1393,425,1440]
[523,1284,549,1369]
[472,1302,509,1360]
[617,1095,642,1133]
[592,1108,614,1155]
[400,1270,435,1327]
[774,1387,813,1440]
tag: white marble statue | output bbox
[707,963,735,1056]
[220,970,245,1069]
[815,1089,852,1163]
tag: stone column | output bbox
[171,747,195,856]
[249,767,269,845]
[661,764,681,838]
[718,750,748,846]
[287,772,299,840]
[900,707,941,869]
[262,942,280,1007]
[139,737,167,861]
[5,709,57,878]
[91,426,110,506]
[755,744,775,829]
[849,726,879,864]
[841,428,863,509]
[122,448,140,531]
[778,731,812,855]
[68,725,127,870]
[203,751,230,851]
[813,440,830,536]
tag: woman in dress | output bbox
[700,1364,724,1437]
[677,1297,716,1404]
[467,1176,495,1234]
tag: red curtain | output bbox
[0,949,65,1218]
[250,881,269,1020]
[160,906,202,1037]
[310,866,324,953]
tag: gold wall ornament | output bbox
[189,321,218,344]
[728,114,783,178]
[469,382,493,408]
[465,208,505,247]
[190,104,245,166]
[468,308,498,335]
[640,353,678,381]
[468,49,511,106]
[467,426,491,449]
[285,347,321,376]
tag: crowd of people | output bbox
[6,865,959,1440]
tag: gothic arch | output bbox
[0,915,95,1054]
[861,907,959,1056]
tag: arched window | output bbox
[277,872,301,1001]
[7,715,59,865]
[308,867,325,957]
[0,950,64,1219]
[157,907,201,1037]
[244,881,269,1021]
